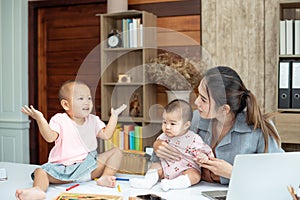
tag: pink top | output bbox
[48,113,106,166]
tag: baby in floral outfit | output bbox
[130,100,214,191]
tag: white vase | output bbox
[166,90,191,103]
[107,0,128,13]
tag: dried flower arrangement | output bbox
[146,52,203,91]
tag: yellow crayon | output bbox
[117,184,121,192]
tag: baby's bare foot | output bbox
[96,175,116,187]
[15,187,46,200]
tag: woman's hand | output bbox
[199,157,233,179]
[153,140,181,162]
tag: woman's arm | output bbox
[153,139,181,162]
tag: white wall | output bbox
[0,0,29,163]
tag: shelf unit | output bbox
[275,1,300,146]
[99,10,161,150]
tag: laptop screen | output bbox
[226,152,300,200]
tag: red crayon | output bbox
[66,183,80,191]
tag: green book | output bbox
[134,126,141,151]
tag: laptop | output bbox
[202,152,300,200]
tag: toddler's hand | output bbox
[21,105,44,120]
[111,104,127,117]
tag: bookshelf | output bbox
[99,10,161,152]
[275,1,300,146]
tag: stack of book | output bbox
[104,124,144,152]
[280,19,300,55]
[121,18,143,48]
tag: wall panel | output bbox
[0,0,29,163]
[202,0,268,109]
[264,0,279,112]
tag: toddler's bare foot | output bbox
[15,187,46,200]
[96,175,116,187]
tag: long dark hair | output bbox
[203,66,281,152]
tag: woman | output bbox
[153,66,284,185]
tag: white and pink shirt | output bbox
[158,130,214,179]
[48,113,106,166]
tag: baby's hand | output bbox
[21,105,44,120]
[111,104,127,117]
[195,151,209,164]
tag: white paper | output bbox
[292,62,300,88]
[0,168,7,180]
[279,62,290,89]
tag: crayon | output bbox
[117,184,121,192]
[94,177,129,181]
[116,177,129,181]
[66,183,80,191]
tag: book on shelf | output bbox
[139,24,143,47]
[121,17,142,48]
[139,126,143,151]
[292,61,300,108]
[122,19,128,48]
[129,130,135,150]
[280,20,286,55]
[129,20,134,48]
[279,19,300,55]
[103,124,148,152]
[104,137,113,151]
[286,20,293,55]
[278,61,300,109]
[278,61,291,108]
[134,126,142,151]
[295,20,300,55]
[113,126,120,148]
[123,124,134,150]
[132,18,138,48]
[119,130,124,150]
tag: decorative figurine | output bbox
[130,93,141,117]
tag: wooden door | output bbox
[29,1,106,164]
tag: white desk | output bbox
[0,162,227,200]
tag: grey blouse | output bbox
[190,110,284,184]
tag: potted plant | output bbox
[146,51,203,102]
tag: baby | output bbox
[130,99,214,191]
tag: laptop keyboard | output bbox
[201,190,228,200]
[215,196,226,200]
